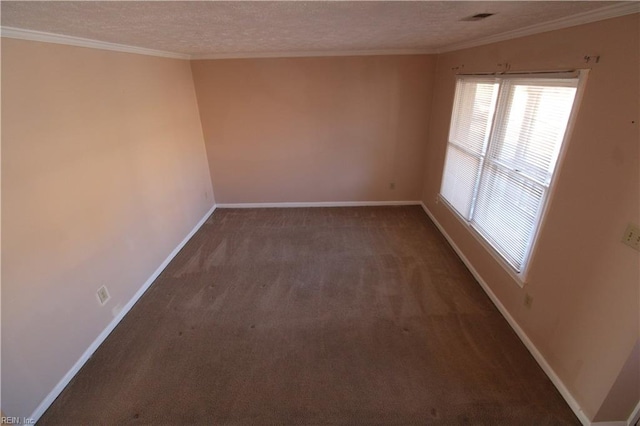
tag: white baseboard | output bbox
[216,200,422,208]
[592,422,627,426]
[29,204,217,422]
[419,202,591,426]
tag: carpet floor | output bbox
[39,206,579,425]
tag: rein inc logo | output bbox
[1,417,35,425]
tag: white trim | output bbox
[628,400,640,426]
[420,202,590,426]
[0,26,190,60]
[592,422,626,426]
[28,204,216,423]
[438,3,640,53]
[190,48,434,60]
[216,200,422,208]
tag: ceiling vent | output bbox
[461,13,495,22]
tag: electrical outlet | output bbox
[524,293,533,309]
[389,182,396,190]
[96,285,111,306]
[622,223,640,251]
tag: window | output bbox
[440,72,583,276]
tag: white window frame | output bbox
[438,69,589,286]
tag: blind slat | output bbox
[472,164,544,270]
[441,145,481,218]
[449,79,499,154]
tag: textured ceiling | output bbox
[0,1,623,56]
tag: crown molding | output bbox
[0,26,190,60]
[190,48,435,60]
[438,2,640,54]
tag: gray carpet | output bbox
[39,206,579,425]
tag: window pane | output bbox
[441,145,481,219]
[449,78,499,154]
[472,164,545,271]
[488,79,577,184]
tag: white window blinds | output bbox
[440,74,579,273]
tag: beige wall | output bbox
[191,56,435,203]
[421,14,640,421]
[1,38,213,416]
